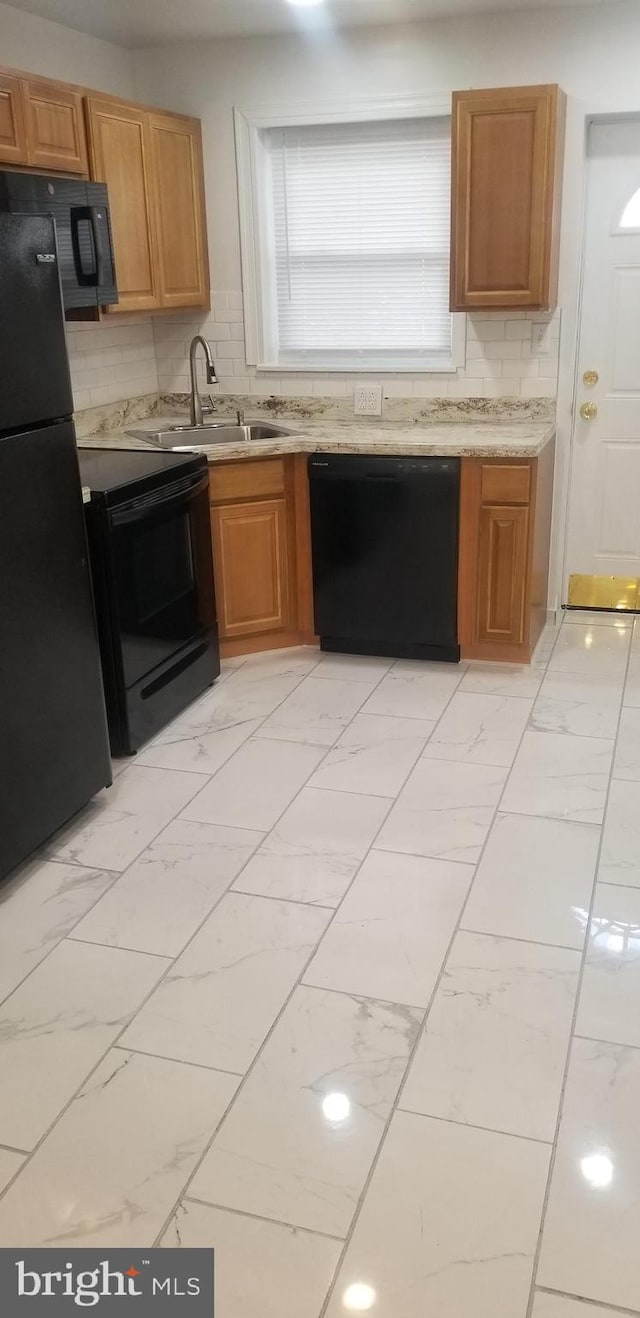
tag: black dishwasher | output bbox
[309,453,460,663]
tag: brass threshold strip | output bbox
[567,573,640,613]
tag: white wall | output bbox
[0,0,134,95]
[132,1,640,605]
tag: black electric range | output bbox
[78,447,220,756]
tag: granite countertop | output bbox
[78,414,555,461]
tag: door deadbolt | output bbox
[583,369,599,386]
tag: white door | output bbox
[565,119,640,606]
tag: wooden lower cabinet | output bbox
[211,498,292,640]
[477,503,529,647]
[458,441,555,663]
[209,454,315,658]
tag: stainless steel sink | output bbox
[126,422,295,450]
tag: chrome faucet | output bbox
[189,335,218,427]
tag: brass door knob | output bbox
[580,401,598,421]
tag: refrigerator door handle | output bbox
[70,205,105,288]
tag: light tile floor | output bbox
[1,613,640,1315]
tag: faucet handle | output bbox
[236,408,245,426]
[202,395,216,415]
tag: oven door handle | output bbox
[109,471,208,527]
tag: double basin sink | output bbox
[126,422,295,451]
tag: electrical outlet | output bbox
[353,384,382,416]
[532,323,552,356]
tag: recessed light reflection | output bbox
[580,1152,613,1188]
[584,632,593,648]
[286,0,324,7]
[342,1282,377,1312]
[322,1092,351,1124]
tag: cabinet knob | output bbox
[580,401,598,421]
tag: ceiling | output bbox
[5,0,615,49]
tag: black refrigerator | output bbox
[0,213,112,881]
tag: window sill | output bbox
[255,362,461,374]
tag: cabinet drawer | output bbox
[210,458,286,503]
[481,464,531,505]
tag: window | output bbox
[619,185,640,231]
[237,106,464,372]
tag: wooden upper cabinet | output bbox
[0,73,28,164]
[23,78,88,174]
[86,97,158,313]
[450,85,565,310]
[148,111,209,309]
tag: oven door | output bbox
[108,470,216,690]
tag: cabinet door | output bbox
[211,498,291,640]
[477,504,529,646]
[451,85,564,310]
[0,73,27,164]
[24,79,88,174]
[86,97,158,312]
[148,111,209,310]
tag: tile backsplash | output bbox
[152,294,560,403]
[66,315,158,411]
[67,294,560,414]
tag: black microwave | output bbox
[0,171,118,311]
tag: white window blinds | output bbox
[262,116,453,369]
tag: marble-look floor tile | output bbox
[307,713,433,797]
[325,1110,550,1318]
[547,623,630,678]
[0,1149,24,1195]
[401,931,580,1141]
[623,652,640,707]
[48,766,209,872]
[224,647,320,680]
[598,778,640,888]
[530,671,623,740]
[462,812,599,949]
[71,820,262,958]
[256,676,374,746]
[312,652,394,684]
[575,884,640,1048]
[136,715,264,775]
[0,1051,238,1246]
[0,939,169,1150]
[501,730,613,824]
[562,610,633,628]
[303,851,472,1007]
[459,662,543,699]
[538,1037,640,1311]
[422,691,532,767]
[532,1293,619,1317]
[233,788,390,907]
[376,758,507,864]
[0,858,114,1005]
[190,985,421,1237]
[180,740,325,831]
[612,706,640,781]
[361,660,463,721]
[122,893,331,1074]
[161,1201,341,1318]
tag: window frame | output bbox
[235,96,466,373]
